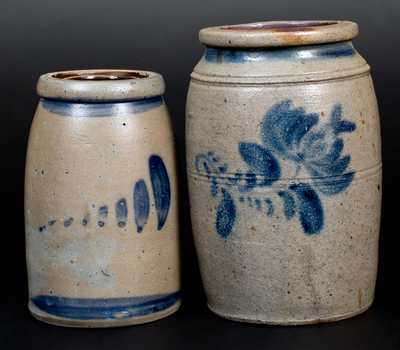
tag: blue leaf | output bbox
[315,172,355,196]
[315,138,344,165]
[215,189,236,238]
[238,142,280,186]
[278,191,296,219]
[289,183,324,235]
[309,155,351,177]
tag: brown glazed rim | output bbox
[199,20,359,47]
[37,69,165,102]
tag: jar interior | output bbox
[52,70,149,81]
[224,21,338,32]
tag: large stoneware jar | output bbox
[186,21,381,324]
[25,70,180,327]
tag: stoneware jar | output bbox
[186,21,382,325]
[25,69,180,327]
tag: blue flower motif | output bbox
[261,100,356,195]
[194,99,357,237]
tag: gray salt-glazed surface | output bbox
[186,21,382,325]
[25,70,181,327]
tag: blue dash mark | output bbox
[149,155,171,231]
[133,180,150,233]
[81,213,90,226]
[63,217,74,228]
[98,205,108,227]
[115,198,128,228]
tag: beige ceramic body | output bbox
[25,70,180,327]
[186,22,381,324]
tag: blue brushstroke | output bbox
[289,183,324,234]
[48,219,56,226]
[97,205,108,227]
[99,206,108,217]
[238,142,280,188]
[204,42,355,63]
[149,155,171,231]
[261,100,319,162]
[31,292,180,320]
[133,180,150,233]
[278,191,296,219]
[330,104,357,134]
[40,96,163,117]
[216,189,236,238]
[264,198,274,217]
[63,217,73,228]
[261,100,356,196]
[81,214,90,226]
[315,172,355,196]
[115,198,128,228]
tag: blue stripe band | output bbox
[31,291,180,320]
[204,42,355,63]
[40,96,163,117]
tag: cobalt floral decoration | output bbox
[195,99,357,238]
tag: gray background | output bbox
[0,1,399,349]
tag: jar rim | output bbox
[199,20,358,48]
[37,69,165,102]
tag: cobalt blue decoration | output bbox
[133,180,150,233]
[216,189,236,238]
[149,155,171,230]
[195,99,356,236]
[31,292,180,320]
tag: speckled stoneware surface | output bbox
[25,69,181,327]
[186,21,382,325]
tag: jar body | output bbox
[186,42,381,324]
[25,96,180,327]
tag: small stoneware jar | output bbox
[25,69,181,327]
[186,21,382,324]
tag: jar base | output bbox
[207,299,374,325]
[28,299,181,328]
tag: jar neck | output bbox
[203,41,356,63]
[192,40,368,85]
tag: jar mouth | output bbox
[223,21,338,31]
[52,70,149,81]
[199,20,358,48]
[37,69,165,102]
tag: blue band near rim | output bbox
[204,42,355,63]
[40,96,163,117]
